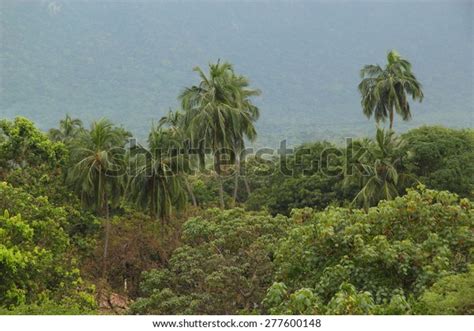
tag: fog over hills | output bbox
[1,0,472,146]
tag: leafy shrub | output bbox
[264,186,473,314]
[402,126,474,198]
[418,264,474,314]
[0,182,96,311]
[131,208,292,314]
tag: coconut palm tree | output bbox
[358,50,424,129]
[68,119,129,279]
[180,61,260,207]
[159,110,198,207]
[228,73,261,202]
[49,114,83,143]
[127,126,187,226]
[344,128,415,209]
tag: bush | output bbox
[0,182,96,310]
[131,208,292,314]
[418,265,474,314]
[264,186,473,314]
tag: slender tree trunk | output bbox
[218,179,225,209]
[184,176,197,207]
[233,152,240,203]
[101,189,110,280]
[214,152,225,209]
[150,176,156,220]
[244,176,251,196]
[198,141,206,171]
[389,110,394,129]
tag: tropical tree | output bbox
[0,117,66,169]
[266,186,473,315]
[358,50,424,129]
[229,74,261,202]
[127,126,187,227]
[130,208,292,314]
[68,119,129,279]
[48,114,83,143]
[344,128,415,209]
[180,61,260,208]
[0,183,96,312]
[158,110,197,207]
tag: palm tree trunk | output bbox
[150,177,157,220]
[101,189,110,280]
[244,176,251,196]
[184,176,197,207]
[218,179,225,209]
[233,152,240,203]
[198,141,206,171]
[389,110,394,129]
[214,152,225,209]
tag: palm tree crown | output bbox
[179,61,261,208]
[127,126,187,223]
[49,114,83,143]
[344,128,415,209]
[358,50,423,129]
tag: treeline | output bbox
[0,52,473,314]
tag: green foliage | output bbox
[48,114,83,144]
[2,166,100,253]
[345,128,415,209]
[0,182,96,311]
[180,61,261,208]
[246,141,346,215]
[326,283,375,315]
[68,118,130,213]
[265,186,473,314]
[418,265,474,314]
[189,175,221,208]
[131,208,291,314]
[247,127,472,215]
[402,126,474,198]
[0,117,67,170]
[0,299,96,315]
[263,283,323,314]
[127,126,187,223]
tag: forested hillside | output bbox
[1,57,473,314]
[1,1,472,145]
[1,115,473,314]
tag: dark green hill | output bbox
[1,1,472,145]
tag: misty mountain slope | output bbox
[1,1,472,145]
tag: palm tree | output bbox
[127,126,187,227]
[180,61,260,208]
[358,50,424,129]
[344,128,415,209]
[159,110,198,207]
[68,119,129,279]
[229,74,261,202]
[49,114,83,143]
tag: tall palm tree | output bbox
[344,128,415,209]
[358,50,424,129]
[127,126,187,226]
[180,61,260,208]
[68,119,129,279]
[49,114,83,143]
